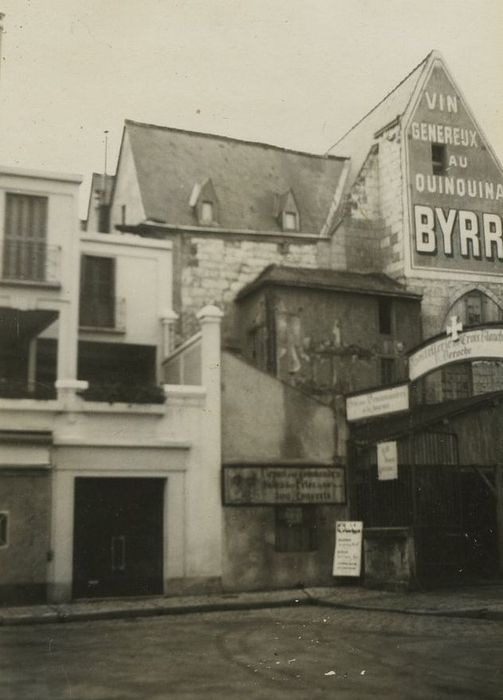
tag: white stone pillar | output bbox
[55,282,81,403]
[160,309,179,358]
[185,304,224,581]
[48,469,75,603]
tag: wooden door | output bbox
[73,478,164,598]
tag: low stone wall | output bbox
[363,527,416,590]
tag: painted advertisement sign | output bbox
[223,466,345,505]
[407,60,503,275]
[409,323,503,381]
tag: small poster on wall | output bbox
[377,441,398,481]
[332,521,363,577]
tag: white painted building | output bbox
[0,165,224,603]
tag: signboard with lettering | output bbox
[333,521,363,577]
[346,383,409,421]
[377,441,398,481]
[409,323,503,381]
[223,466,345,505]
[407,59,503,276]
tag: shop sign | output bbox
[223,466,345,505]
[346,384,409,421]
[409,323,503,381]
[333,521,363,577]
[407,61,503,276]
[377,441,398,480]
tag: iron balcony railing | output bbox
[1,239,61,284]
[79,295,126,331]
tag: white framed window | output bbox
[0,512,9,548]
[283,211,298,231]
[201,201,213,224]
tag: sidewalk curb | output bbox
[316,599,503,622]
[1,594,502,627]
[0,595,318,627]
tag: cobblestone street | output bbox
[1,606,501,699]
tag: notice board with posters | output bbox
[332,521,363,577]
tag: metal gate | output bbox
[351,431,464,585]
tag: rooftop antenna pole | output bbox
[102,129,109,194]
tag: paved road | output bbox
[1,606,502,699]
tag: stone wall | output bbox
[407,277,503,337]
[376,124,406,277]
[173,233,325,342]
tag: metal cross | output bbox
[446,315,463,341]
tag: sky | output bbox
[0,0,502,216]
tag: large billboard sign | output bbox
[407,61,503,276]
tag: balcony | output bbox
[79,295,126,332]
[1,239,61,286]
[79,382,166,404]
[0,378,56,400]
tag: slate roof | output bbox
[327,53,431,190]
[236,264,422,300]
[124,120,347,234]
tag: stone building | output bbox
[329,50,503,402]
[327,50,503,586]
[89,49,503,590]
[107,119,349,342]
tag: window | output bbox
[248,324,268,371]
[380,357,395,386]
[0,512,8,548]
[3,193,48,281]
[121,205,127,226]
[275,506,318,552]
[79,255,116,328]
[431,143,447,175]
[378,298,393,335]
[200,201,213,224]
[283,211,298,231]
[465,293,483,325]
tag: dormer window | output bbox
[283,211,298,231]
[274,189,300,233]
[189,178,218,227]
[201,201,213,224]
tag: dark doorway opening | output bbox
[460,468,498,579]
[352,432,500,588]
[73,478,164,599]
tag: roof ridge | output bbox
[324,51,433,155]
[124,119,347,161]
[270,263,403,279]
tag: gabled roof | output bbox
[327,52,432,189]
[236,264,422,300]
[123,120,347,234]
